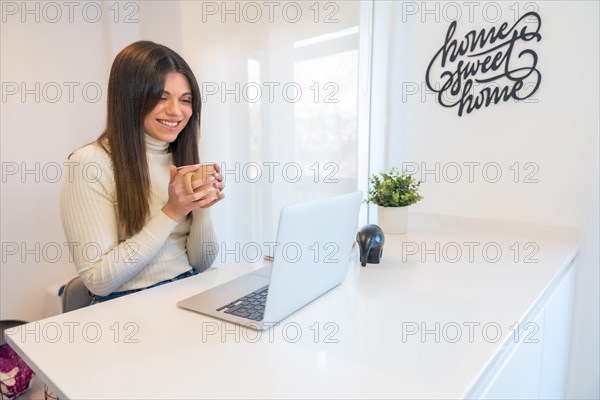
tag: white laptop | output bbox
[177,191,362,330]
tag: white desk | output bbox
[7,214,578,399]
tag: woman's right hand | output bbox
[161,165,218,221]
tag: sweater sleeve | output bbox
[186,207,219,272]
[60,145,179,296]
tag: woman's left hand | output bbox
[199,163,225,208]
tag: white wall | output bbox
[373,0,598,229]
[0,1,183,322]
[1,1,110,322]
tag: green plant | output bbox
[364,167,423,207]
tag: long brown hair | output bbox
[98,41,201,238]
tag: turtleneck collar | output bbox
[144,132,170,154]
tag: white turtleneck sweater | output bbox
[60,134,218,296]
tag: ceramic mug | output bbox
[183,163,217,195]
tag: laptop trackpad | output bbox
[249,265,272,278]
[177,267,270,312]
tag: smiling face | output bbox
[143,72,193,143]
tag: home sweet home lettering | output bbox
[426,12,542,117]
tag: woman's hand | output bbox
[195,163,225,208]
[161,164,225,221]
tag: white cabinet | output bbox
[539,265,576,398]
[478,265,575,399]
[482,311,545,399]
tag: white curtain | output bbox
[177,1,361,263]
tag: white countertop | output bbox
[7,213,578,399]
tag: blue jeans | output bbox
[91,269,198,304]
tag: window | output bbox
[180,1,362,263]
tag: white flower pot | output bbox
[377,206,409,234]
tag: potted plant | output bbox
[364,167,423,234]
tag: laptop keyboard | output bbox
[216,285,268,321]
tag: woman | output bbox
[60,41,224,304]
